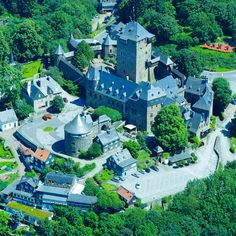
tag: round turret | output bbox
[64,114,94,157]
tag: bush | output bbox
[219,112,225,121]
[229,146,236,153]
[81,143,103,160]
[123,140,140,159]
[190,136,202,149]
[94,106,122,123]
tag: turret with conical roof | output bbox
[54,44,64,67]
[64,113,94,157]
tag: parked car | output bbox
[150,166,159,172]
[42,113,52,121]
[135,183,141,189]
[63,97,68,103]
[138,169,145,174]
[111,177,120,183]
[119,176,125,181]
[145,168,151,173]
[131,173,140,178]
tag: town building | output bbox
[22,75,62,112]
[117,186,136,207]
[106,149,137,178]
[0,109,18,131]
[99,0,117,12]
[18,145,54,172]
[96,128,120,152]
[33,148,54,172]
[1,173,97,210]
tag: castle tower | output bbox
[64,113,94,157]
[54,44,64,66]
[116,21,154,84]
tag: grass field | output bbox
[95,168,114,183]
[0,142,14,159]
[22,60,42,79]
[7,201,53,220]
[43,126,54,132]
[0,173,19,191]
[0,162,18,174]
[101,182,117,191]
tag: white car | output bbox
[135,183,141,189]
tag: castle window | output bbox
[150,113,153,117]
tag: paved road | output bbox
[202,70,236,82]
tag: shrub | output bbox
[219,112,225,121]
[94,106,122,122]
[230,146,236,153]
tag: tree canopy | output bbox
[72,41,94,70]
[94,106,122,123]
[152,104,189,153]
[212,77,232,115]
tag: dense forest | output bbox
[1,161,236,235]
[119,0,236,76]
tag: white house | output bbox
[0,109,18,131]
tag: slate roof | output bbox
[98,114,111,123]
[95,70,139,102]
[152,50,173,66]
[109,149,137,168]
[1,180,20,195]
[192,85,213,111]
[169,152,192,164]
[97,129,120,146]
[154,75,179,97]
[103,34,117,46]
[185,77,207,96]
[55,44,64,55]
[119,21,154,42]
[187,112,202,134]
[42,194,67,203]
[64,113,93,135]
[135,82,166,102]
[67,194,97,205]
[45,172,76,187]
[13,190,33,198]
[18,176,40,189]
[70,37,100,49]
[109,22,125,39]
[0,109,18,125]
[23,76,61,101]
[36,185,70,197]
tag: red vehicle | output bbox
[63,97,69,103]
[42,113,52,121]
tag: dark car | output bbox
[131,173,140,178]
[145,168,151,173]
[138,169,145,174]
[150,166,159,172]
[111,177,120,183]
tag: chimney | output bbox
[27,81,31,96]
[36,80,41,87]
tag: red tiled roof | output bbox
[201,43,234,53]
[118,186,134,203]
[34,148,50,162]
[19,144,34,156]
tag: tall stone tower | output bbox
[54,44,64,67]
[116,21,154,84]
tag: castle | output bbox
[54,21,213,137]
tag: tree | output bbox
[51,96,64,113]
[152,104,189,153]
[0,30,10,64]
[72,41,94,70]
[174,49,204,77]
[212,77,232,115]
[12,20,43,62]
[14,98,33,120]
[97,190,125,211]
[0,211,10,234]
[123,140,141,159]
[94,106,122,122]
[85,143,103,160]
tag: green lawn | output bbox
[0,141,14,159]
[0,162,18,174]
[7,201,53,220]
[43,126,54,132]
[0,173,19,191]
[95,168,114,183]
[22,60,42,79]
